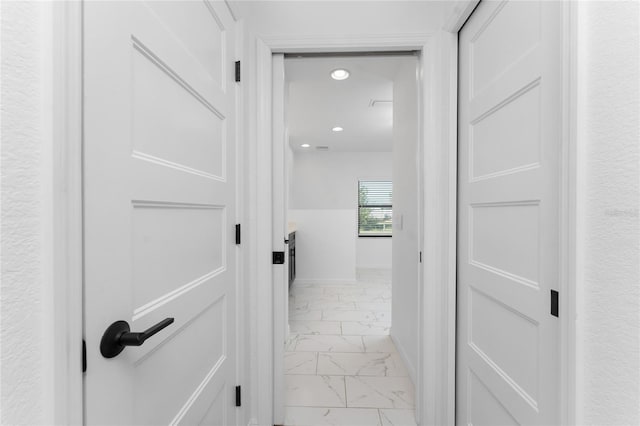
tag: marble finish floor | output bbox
[284,277,417,426]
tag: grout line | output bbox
[315,352,319,375]
[377,408,383,426]
[344,373,349,408]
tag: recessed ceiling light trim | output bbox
[330,69,350,80]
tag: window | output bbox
[358,180,392,237]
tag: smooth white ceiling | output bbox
[285,55,414,152]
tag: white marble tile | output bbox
[294,335,364,352]
[289,309,323,321]
[324,287,366,296]
[321,281,364,288]
[357,302,392,311]
[317,352,408,377]
[294,293,342,302]
[322,310,391,322]
[307,300,357,311]
[290,282,318,288]
[285,334,299,351]
[362,335,398,353]
[285,375,346,407]
[290,320,342,335]
[365,289,393,298]
[291,287,325,296]
[379,409,417,426]
[290,300,311,311]
[345,376,415,409]
[341,321,391,336]
[340,293,392,303]
[285,352,318,375]
[322,310,374,322]
[284,407,381,426]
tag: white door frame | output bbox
[253,3,580,425]
[49,1,84,424]
[254,32,446,426]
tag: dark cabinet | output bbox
[288,231,296,288]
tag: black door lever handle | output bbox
[100,318,174,358]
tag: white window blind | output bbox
[358,180,392,237]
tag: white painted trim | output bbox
[416,32,457,426]
[389,331,417,387]
[442,0,480,33]
[223,0,238,22]
[50,1,84,424]
[437,5,479,424]
[438,29,460,426]
[254,33,438,426]
[259,33,433,53]
[559,2,581,424]
[234,17,247,426]
[271,52,287,426]
[255,37,274,425]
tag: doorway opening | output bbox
[276,52,421,425]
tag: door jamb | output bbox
[50,1,84,424]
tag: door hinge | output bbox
[82,339,87,373]
[272,251,285,264]
[550,290,559,317]
[235,224,241,245]
[419,251,422,263]
[235,385,241,407]
[235,61,241,82]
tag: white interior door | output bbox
[457,1,562,425]
[83,1,238,424]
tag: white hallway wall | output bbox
[289,151,392,281]
[391,57,420,383]
[576,2,639,424]
[1,2,54,424]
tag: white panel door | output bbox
[83,1,238,424]
[457,1,562,425]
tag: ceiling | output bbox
[285,55,414,152]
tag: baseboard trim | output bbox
[390,329,417,386]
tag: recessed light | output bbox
[301,143,311,148]
[330,69,350,80]
[332,127,343,132]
